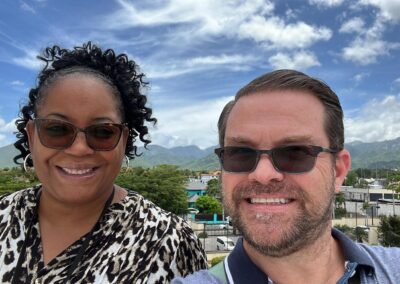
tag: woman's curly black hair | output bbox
[14,41,156,165]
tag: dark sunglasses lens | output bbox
[86,125,122,150]
[38,120,75,149]
[273,146,316,173]
[222,147,257,172]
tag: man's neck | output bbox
[243,228,346,284]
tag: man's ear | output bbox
[334,149,351,193]
[26,120,35,151]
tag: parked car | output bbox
[216,236,235,251]
[187,208,199,214]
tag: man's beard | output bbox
[222,177,335,257]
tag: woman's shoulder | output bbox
[120,189,196,235]
[0,185,39,209]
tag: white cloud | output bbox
[186,54,255,66]
[151,96,233,148]
[345,95,400,142]
[341,18,400,65]
[12,49,43,70]
[0,118,17,133]
[309,0,345,7]
[237,16,332,50]
[268,51,320,70]
[10,80,25,86]
[104,0,331,51]
[106,0,274,33]
[145,54,258,79]
[394,78,400,84]
[339,17,365,33]
[20,1,36,14]
[0,118,17,147]
[358,0,400,22]
[353,72,370,84]
[0,134,7,147]
[342,38,399,65]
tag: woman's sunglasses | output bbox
[34,119,127,151]
[214,145,338,174]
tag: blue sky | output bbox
[0,0,399,149]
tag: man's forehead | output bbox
[224,134,320,148]
[224,90,328,147]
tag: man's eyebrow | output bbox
[225,136,257,146]
[276,135,315,145]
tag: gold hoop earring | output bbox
[23,153,33,172]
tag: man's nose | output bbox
[247,154,284,184]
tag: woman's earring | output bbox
[124,155,130,170]
[23,153,33,172]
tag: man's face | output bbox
[221,90,349,257]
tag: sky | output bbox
[0,0,399,149]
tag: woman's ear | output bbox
[334,149,351,193]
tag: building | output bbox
[340,186,400,202]
[199,171,220,184]
[186,179,207,208]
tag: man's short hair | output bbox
[218,69,344,151]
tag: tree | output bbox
[387,172,400,193]
[196,195,223,214]
[378,215,400,247]
[334,192,347,218]
[354,178,369,188]
[334,224,368,243]
[116,165,188,214]
[334,224,355,239]
[206,179,220,199]
[344,171,358,187]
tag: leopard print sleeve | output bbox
[172,216,208,277]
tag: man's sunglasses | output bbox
[34,119,127,151]
[214,145,338,174]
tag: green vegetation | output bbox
[343,171,358,187]
[116,165,188,214]
[0,167,39,194]
[196,195,223,214]
[197,231,208,239]
[1,165,188,215]
[334,192,347,219]
[334,224,368,243]
[378,215,400,247]
[387,172,400,193]
[206,179,220,199]
[211,256,225,267]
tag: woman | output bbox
[0,42,207,283]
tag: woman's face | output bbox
[27,74,127,205]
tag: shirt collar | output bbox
[331,228,375,270]
[227,228,376,283]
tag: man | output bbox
[173,70,400,284]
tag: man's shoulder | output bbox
[358,243,400,260]
[172,270,224,284]
[357,243,400,280]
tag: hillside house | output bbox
[186,179,207,208]
[199,171,220,183]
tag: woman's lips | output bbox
[56,166,98,178]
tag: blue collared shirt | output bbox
[172,229,400,284]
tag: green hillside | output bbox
[1,138,400,170]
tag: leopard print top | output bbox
[0,185,207,283]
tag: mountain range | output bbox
[1,138,400,170]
